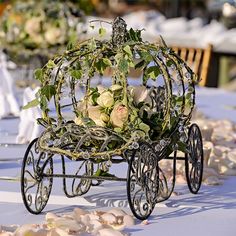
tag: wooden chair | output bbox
[171,44,213,86]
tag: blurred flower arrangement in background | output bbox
[0,0,85,59]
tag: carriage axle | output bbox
[43,173,127,182]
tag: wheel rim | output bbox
[127,142,159,220]
[21,138,53,214]
[185,124,203,194]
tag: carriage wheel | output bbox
[62,156,93,197]
[21,138,53,214]
[185,124,204,194]
[127,142,159,220]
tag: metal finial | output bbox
[112,17,127,46]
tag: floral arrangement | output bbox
[25,17,197,160]
[0,0,84,58]
[74,84,151,140]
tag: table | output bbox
[0,87,236,235]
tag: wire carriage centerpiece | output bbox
[21,17,204,220]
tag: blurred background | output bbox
[84,0,236,88]
[0,0,235,89]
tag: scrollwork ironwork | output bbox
[21,138,53,214]
[127,142,159,220]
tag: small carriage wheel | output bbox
[62,156,93,197]
[185,124,204,194]
[127,142,159,220]
[21,138,53,214]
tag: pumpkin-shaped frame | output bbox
[21,18,204,220]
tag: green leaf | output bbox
[22,98,40,110]
[118,58,128,73]
[146,66,160,80]
[130,114,137,122]
[82,117,96,126]
[94,168,102,176]
[177,140,188,152]
[128,60,135,68]
[75,61,82,70]
[114,53,122,63]
[94,58,111,74]
[128,28,136,41]
[98,27,106,37]
[88,38,97,50]
[166,60,174,67]
[114,127,122,133]
[67,31,77,50]
[185,93,192,100]
[135,60,146,70]
[40,95,48,112]
[70,69,82,80]
[139,122,150,134]
[47,60,55,69]
[40,85,56,101]
[102,58,112,66]
[188,86,194,93]
[143,72,148,84]
[142,110,148,120]
[94,169,116,177]
[67,41,75,51]
[123,45,132,57]
[94,60,106,74]
[91,92,99,105]
[34,69,43,83]
[127,28,142,42]
[139,51,152,63]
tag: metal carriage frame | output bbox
[21,17,204,220]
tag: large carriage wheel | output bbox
[21,138,53,214]
[185,124,204,194]
[127,142,159,220]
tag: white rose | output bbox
[45,27,64,45]
[31,34,44,45]
[129,85,152,105]
[74,117,83,126]
[88,106,106,127]
[97,91,114,108]
[100,113,110,123]
[110,84,123,91]
[110,104,129,128]
[97,85,106,94]
[25,17,41,36]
